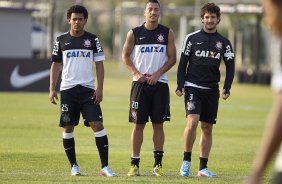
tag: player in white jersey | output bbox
[49,5,116,177]
[122,0,176,176]
[247,0,282,184]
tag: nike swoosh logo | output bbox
[139,37,145,40]
[10,65,50,88]
[197,42,204,44]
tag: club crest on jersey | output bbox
[157,33,165,43]
[83,39,92,48]
[215,41,222,50]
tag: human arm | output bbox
[122,30,147,83]
[93,61,104,105]
[176,35,191,97]
[146,29,176,85]
[247,92,282,184]
[222,41,235,100]
[49,62,61,105]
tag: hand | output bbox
[92,88,103,105]
[134,72,147,83]
[146,72,161,85]
[49,90,58,105]
[175,88,184,97]
[221,89,230,100]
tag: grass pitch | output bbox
[0,62,275,183]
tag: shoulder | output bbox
[84,31,99,40]
[183,30,201,43]
[216,32,231,44]
[56,32,69,42]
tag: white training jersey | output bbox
[51,31,105,91]
[130,23,169,83]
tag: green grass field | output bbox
[0,62,275,183]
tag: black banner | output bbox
[0,58,60,92]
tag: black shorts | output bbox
[129,81,170,124]
[59,85,103,127]
[184,86,219,124]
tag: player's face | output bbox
[202,12,219,33]
[144,2,160,23]
[68,13,87,35]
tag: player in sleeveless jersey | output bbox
[247,0,282,183]
[49,5,116,177]
[176,3,235,177]
[122,0,176,176]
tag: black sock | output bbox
[131,157,140,167]
[154,151,164,167]
[95,135,109,168]
[183,151,192,161]
[199,157,208,170]
[63,138,77,167]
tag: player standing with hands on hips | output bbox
[176,3,235,177]
[122,0,176,177]
[49,5,116,177]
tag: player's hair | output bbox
[67,5,88,19]
[146,0,160,8]
[200,3,221,19]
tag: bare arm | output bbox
[93,61,104,105]
[49,62,61,105]
[147,29,177,85]
[122,30,147,83]
[247,92,282,184]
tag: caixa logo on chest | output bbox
[141,46,165,53]
[66,51,91,58]
[195,50,221,59]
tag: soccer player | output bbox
[247,0,282,183]
[49,5,116,177]
[176,3,235,177]
[122,0,176,176]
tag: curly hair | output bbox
[200,3,221,19]
[67,5,88,19]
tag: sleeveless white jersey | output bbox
[51,31,105,91]
[130,23,169,83]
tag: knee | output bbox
[201,124,213,135]
[134,124,145,132]
[89,122,104,132]
[187,117,199,131]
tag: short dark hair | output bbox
[146,0,160,8]
[200,3,221,19]
[67,5,88,19]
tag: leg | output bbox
[197,121,216,177]
[89,121,116,177]
[62,125,81,176]
[199,122,213,159]
[184,114,200,152]
[180,114,199,177]
[131,123,146,158]
[152,123,164,151]
[152,123,164,176]
[89,121,108,168]
[127,123,145,176]
[152,123,164,166]
[62,125,76,166]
